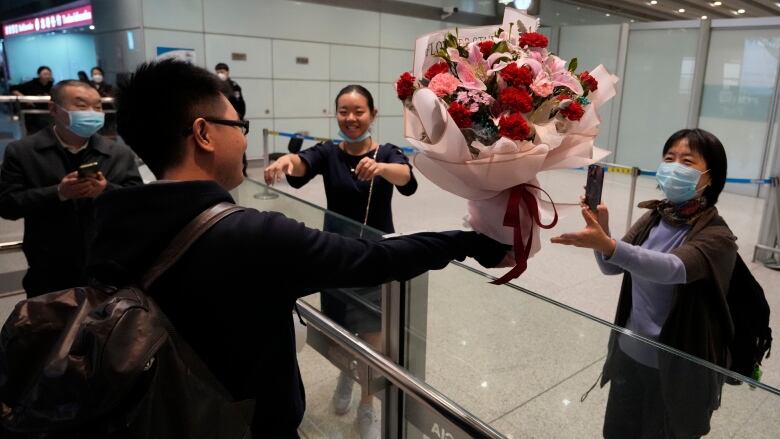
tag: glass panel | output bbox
[699,28,780,196]
[558,25,621,151]
[297,316,386,438]
[616,28,699,169]
[238,178,780,438]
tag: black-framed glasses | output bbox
[183,117,250,136]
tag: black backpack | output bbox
[0,203,254,438]
[726,255,773,383]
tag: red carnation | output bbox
[500,63,534,87]
[424,62,449,80]
[579,71,598,92]
[396,72,416,100]
[447,102,473,128]
[560,101,584,121]
[498,113,531,140]
[518,32,549,49]
[478,40,495,58]
[499,87,533,113]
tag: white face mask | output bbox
[217,72,228,81]
[92,74,103,84]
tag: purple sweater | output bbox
[595,219,690,367]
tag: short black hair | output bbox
[662,128,728,206]
[37,65,51,75]
[215,63,229,71]
[91,66,104,75]
[117,60,225,178]
[335,84,375,112]
[51,80,97,105]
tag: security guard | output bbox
[215,63,246,120]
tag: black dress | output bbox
[287,141,417,333]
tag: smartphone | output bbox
[585,164,605,212]
[78,161,100,178]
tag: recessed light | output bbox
[630,19,636,22]
[737,8,746,13]
[678,8,686,12]
[732,10,740,14]
[701,15,708,19]
[605,13,611,16]
[649,0,658,4]
[712,1,722,6]
[776,2,780,8]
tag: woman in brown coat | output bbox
[553,128,736,438]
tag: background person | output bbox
[264,84,416,438]
[0,80,142,297]
[552,128,736,438]
[9,66,54,134]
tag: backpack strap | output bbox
[141,202,244,290]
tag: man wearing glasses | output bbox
[85,60,508,438]
[0,80,142,297]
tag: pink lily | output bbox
[546,54,584,95]
[447,45,493,91]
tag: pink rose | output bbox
[530,75,554,97]
[428,73,461,97]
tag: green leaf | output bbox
[568,58,578,73]
[494,41,510,53]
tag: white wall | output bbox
[91,0,483,157]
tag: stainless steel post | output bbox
[626,167,640,232]
[254,128,279,200]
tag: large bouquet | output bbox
[397,9,617,284]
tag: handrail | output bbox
[0,241,22,252]
[0,95,114,104]
[295,300,505,439]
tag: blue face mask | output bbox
[656,162,708,204]
[338,129,371,144]
[60,106,105,138]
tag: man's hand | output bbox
[81,172,108,198]
[58,171,92,200]
[58,171,108,200]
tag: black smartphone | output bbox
[585,164,605,212]
[78,161,100,178]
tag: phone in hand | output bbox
[585,164,605,212]
[78,161,100,178]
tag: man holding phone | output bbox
[0,80,142,297]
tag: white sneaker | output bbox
[357,403,379,439]
[332,372,354,415]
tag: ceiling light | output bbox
[737,8,746,13]
[711,1,722,6]
[776,2,780,8]
[678,8,685,12]
[649,0,658,4]
[605,13,611,16]
[701,15,708,19]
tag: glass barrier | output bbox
[237,177,780,439]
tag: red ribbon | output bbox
[491,184,559,285]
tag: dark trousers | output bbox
[603,348,690,439]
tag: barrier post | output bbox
[253,128,279,200]
[625,166,640,232]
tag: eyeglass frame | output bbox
[182,117,250,136]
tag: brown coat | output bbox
[601,205,737,437]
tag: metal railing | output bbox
[295,299,505,439]
[0,241,22,252]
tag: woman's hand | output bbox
[354,157,385,181]
[580,195,611,236]
[264,155,295,185]
[550,207,617,257]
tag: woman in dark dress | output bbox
[264,85,417,437]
